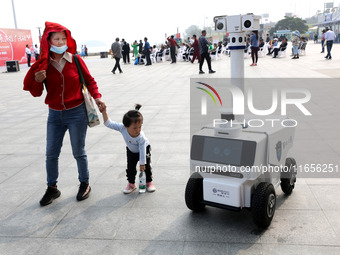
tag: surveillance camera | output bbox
[241,14,261,31]
[216,18,226,31]
[214,15,227,31]
[214,14,260,33]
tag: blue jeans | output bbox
[293,45,299,55]
[46,103,89,186]
[326,40,333,58]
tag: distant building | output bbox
[317,3,340,42]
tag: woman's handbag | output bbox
[73,55,100,127]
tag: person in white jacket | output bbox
[324,27,336,60]
[101,104,156,194]
[25,44,32,67]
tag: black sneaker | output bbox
[77,182,91,201]
[40,186,61,206]
[209,70,216,74]
[199,70,205,74]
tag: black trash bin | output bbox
[100,52,108,58]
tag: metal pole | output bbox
[229,32,246,119]
[11,0,18,29]
[37,27,42,42]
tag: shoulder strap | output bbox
[73,54,86,87]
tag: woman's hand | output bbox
[35,70,46,83]
[95,98,106,112]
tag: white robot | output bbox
[185,14,297,228]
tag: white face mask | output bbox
[50,44,68,54]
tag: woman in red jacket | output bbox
[23,22,106,206]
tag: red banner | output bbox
[0,28,35,66]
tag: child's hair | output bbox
[122,104,143,127]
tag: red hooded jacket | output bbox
[23,21,101,110]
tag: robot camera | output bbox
[241,14,261,31]
[214,16,227,32]
[226,14,261,33]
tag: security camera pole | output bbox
[11,0,18,29]
[227,15,246,93]
[214,14,260,119]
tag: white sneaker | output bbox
[123,183,136,194]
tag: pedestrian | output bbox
[199,30,215,74]
[85,45,88,57]
[121,39,127,64]
[101,104,156,194]
[266,34,270,43]
[81,45,85,58]
[122,41,130,64]
[321,29,326,53]
[131,40,138,59]
[111,37,123,74]
[250,30,259,66]
[167,35,179,63]
[291,30,300,59]
[127,43,131,64]
[144,37,152,66]
[23,21,106,206]
[34,44,40,61]
[25,44,31,67]
[190,34,200,63]
[314,34,318,44]
[324,27,336,60]
[138,40,143,54]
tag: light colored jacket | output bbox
[291,35,300,46]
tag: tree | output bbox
[269,16,309,35]
[183,25,202,39]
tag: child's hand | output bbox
[99,104,107,113]
[140,165,146,172]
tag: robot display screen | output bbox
[202,138,243,165]
[191,136,256,166]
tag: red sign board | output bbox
[0,28,35,66]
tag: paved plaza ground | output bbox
[0,43,340,255]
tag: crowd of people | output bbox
[248,27,336,62]
[109,30,216,74]
[106,26,333,71]
[25,27,337,73]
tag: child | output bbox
[102,104,156,194]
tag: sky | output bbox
[0,0,337,52]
